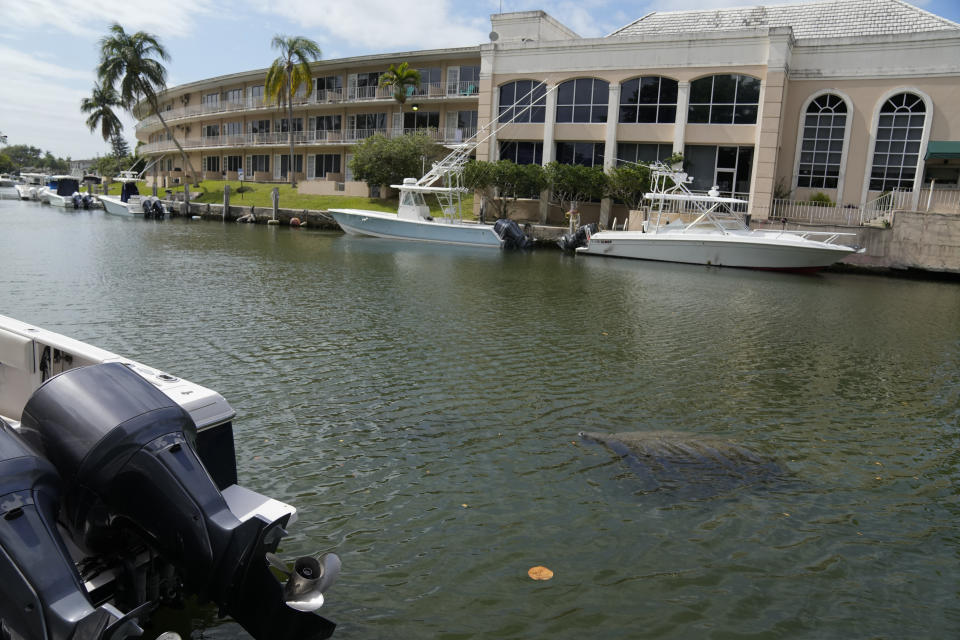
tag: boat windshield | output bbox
[400,190,426,208]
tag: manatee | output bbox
[579,430,784,496]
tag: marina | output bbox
[2,199,958,639]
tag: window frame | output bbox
[618,76,679,124]
[498,81,547,124]
[556,78,609,124]
[688,74,760,125]
[793,91,852,193]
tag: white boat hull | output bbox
[99,195,140,216]
[576,230,859,270]
[329,208,504,248]
[14,185,39,200]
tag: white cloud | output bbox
[256,0,489,52]
[2,0,219,39]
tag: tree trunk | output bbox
[287,67,296,188]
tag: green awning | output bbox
[925,141,960,160]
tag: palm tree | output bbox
[265,35,321,187]
[97,23,197,187]
[380,62,421,108]
[80,82,123,142]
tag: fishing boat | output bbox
[14,173,46,200]
[39,175,94,208]
[329,85,557,250]
[0,315,339,640]
[330,180,523,248]
[99,171,166,218]
[573,163,862,271]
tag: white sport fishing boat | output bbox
[0,315,339,640]
[39,175,81,207]
[574,163,862,271]
[329,84,557,250]
[99,170,166,218]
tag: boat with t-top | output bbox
[329,84,559,249]
[573,163,862,271]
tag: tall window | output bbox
[499,141,543,165]
[314,154,341,178]
[617,143,673,166]
[202,124,219,138]
[250,155,270,173]
[556,78,609,123]
[279,155,303,177]
[247,85,264,103]
[225,156,242,172]
[223,89,242,104]
[276,118,303,133]
[315,115,341,131]
[688,74,760,124]
[248,119,270,134]
[619,77,678,124]
[202,93,219,107]
[869,92,926,191]
[797,94,847,189]
[224,121,242,137]
[203,156,220,172]
[556,142,603,167]
[349,113,386,133]
[448,65,480,95]
[499,81,546,123]
[416,67,441,93]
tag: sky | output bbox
[1,0,958,161]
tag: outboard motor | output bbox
[81,194,93,210]
[19,363,337,640]
[493,219,533,250]
[145,197,165,219]
[0,420,133,640]
[71,193,82,209]
[557,222,598,252]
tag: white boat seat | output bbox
[0,327,34,373]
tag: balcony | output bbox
[138,127,479,155]
[140,128,476,154]
[136,81,481,132]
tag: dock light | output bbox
[411,103,420,111]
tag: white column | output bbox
[540,83,557,224]
[600,83,621,228]
[603,83,620,171]
[488,84,500,161]
[541,83,557,165]
[673,81,690,154]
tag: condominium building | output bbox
[135,0,960,221]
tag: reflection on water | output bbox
[2,200,959,639]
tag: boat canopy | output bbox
[55,178,80,196]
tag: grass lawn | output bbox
[110,180,475,218]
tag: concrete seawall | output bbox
[162,200,958,276]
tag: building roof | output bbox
[609,0,960,41]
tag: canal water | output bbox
[1,199,959,639]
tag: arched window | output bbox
[556,78,609,123]
[619,76,678,124]
[797,94,847,189]
[688,74,760,124]
[499,81,546,124]
[869,92,926,191]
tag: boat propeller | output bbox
[266,552,341,612]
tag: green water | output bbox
[2,200,959,639]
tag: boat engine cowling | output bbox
[71,193,82,209]
[493,219,533,250]
[0,420,128,640]
[19,363,337,640]
[557,223,598,252]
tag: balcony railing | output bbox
[138,126,478,154]
[136,81,480,131]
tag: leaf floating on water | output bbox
[601,332,608,336]
[461,504,468,508]
[528,566,554,581]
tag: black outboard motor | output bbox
[493,218,533,250]
[0,420,132,640]
[71,193,82,209]
[19,363,337,640]
[81,194,93,210]
[557,222,598,252]
[147,198,165,219]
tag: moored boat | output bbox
[0,315,339,639]
[14,173,46,200]
[573,163,862,271]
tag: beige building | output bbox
[135,0,960,222]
